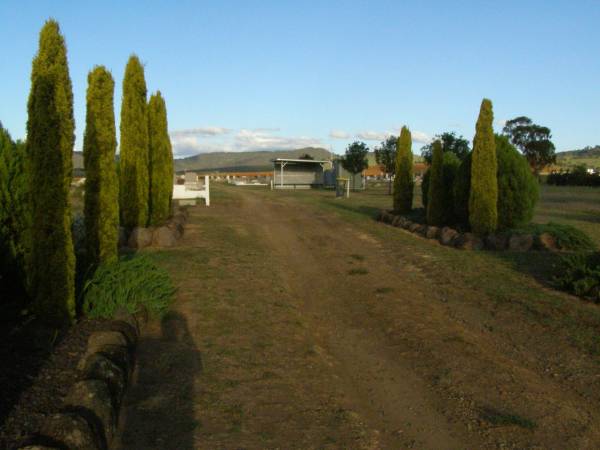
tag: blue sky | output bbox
[1,0,599,158]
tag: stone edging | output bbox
[120,206,189,250]
[378,210,558,252]
[19,307,147,450]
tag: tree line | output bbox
[0,20,174,325]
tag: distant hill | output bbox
[74,147,425,175]
[556,146,600,169]
[174,147,334,172]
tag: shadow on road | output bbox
[118,311,203,450]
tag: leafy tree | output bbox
[469,98,498,235]
[298,153,314,160]
[83,66,119,266]
[148,91,174,225]
[119,55,149,229]
[27,19,76,324]
[374,135,397,194]
[426,140,445,225]
[503,116,556,175]
[393,127,413,213]
[341,141,369,174]
[421,131,470,164]
[495,135,539,229]
[0,125,13,271]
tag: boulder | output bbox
[409,223,421,233]
[82,331,133,376]
[391,215,402,227]
[64,380,115,446]
[39,413,100,450]
[167,221,184,239]
[79,353,126,402]
[118,227,128,248]
[401,219,412,230]
[425,226,440,240]
[508,234,534,252]
[113,307,140,338]
[485,234,508,251]
[536,232,558,251]
[439,227,459,246]
[127,227,153,249]
[152,226,177,247]
[454,233,484,250]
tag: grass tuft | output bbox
[82,255,176,318]
[348,267,368,276]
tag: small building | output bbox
[327,159,365,190]
[272,158,329,189]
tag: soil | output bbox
[116,187,600,449]
[0,315,106,450]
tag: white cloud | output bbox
[411,130,432,144]
[170,128,324,157]
[329,130,350,139]
[170,126,231,137]
[234,129,322,151]
[355,131,391,141]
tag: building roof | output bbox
[272,158,330,164]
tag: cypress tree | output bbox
[393,126,413,213]
[27,20,76,324]
[148,91,174,225]
[119,55,149,228]
[469,99,498,235]
[426,140,445,225]
[83,66,119,265]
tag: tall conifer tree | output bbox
[119,55,149,228]
[426,140,445,225]
[148,92,174,225]
[83,66,119,265]
[27,20,75,324]
[393,126,413,213]
[469,99,498,234]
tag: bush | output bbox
[469,98,498,235]
[424,149,461,225]
[393,126,413,213]
[453,135,540,230]
[517,222,596,252]
[453,153,472,228]
[82,255,175,318]
[496,135,539,230]
[426,140,444,226]
[555,252,600,301]
[547,166,600,187]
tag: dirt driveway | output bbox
[115,187,600,449]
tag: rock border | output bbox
[378,210,558,252]
[19,307,147,450]
[120,206,189,250]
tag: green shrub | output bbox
[27,20,76,325]
[119,55,149,229]
[422,152,462,224]
[518,222,596,252]
[148,91,174,225]
[554,252,600,301]
[83,66,119,266]
[426,140,444,225]
[469,98,498,235]
[496,135,539,230]
[453,153,472,228]
[393,126,413,213]
[454,135,540,231]
[82,255,175,318]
